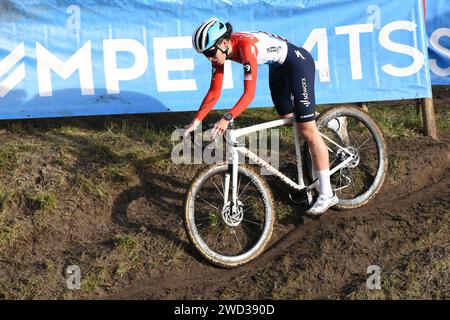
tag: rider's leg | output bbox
[277,114,335,202]
[296,121,333,197]
[269,47,337,215]
[286,45,337,215]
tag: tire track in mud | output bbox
[113,170,450,299]
[111,134,450,299]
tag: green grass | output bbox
[0,225,16,248]
[53,155,68,167]
[346,245,449,300]
[114,234,138,252]
[345,211,449,300]
[80,267,110,293]
[369,106,422,137]
[275,202,294,220]
[44,122,171,188]
[73,173,108,201]
[367,96,450,137]
[100,164,135,185]
[0,189,13,213]
[14,277,42,299]
[0,147,18,171]
[26,189,57,212]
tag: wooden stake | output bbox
[420,98,438,140]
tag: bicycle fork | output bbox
[223,144,240,215]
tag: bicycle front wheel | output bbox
[312,106,388,210]
[184,164,275,268]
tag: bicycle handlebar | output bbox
[180,120,236,147]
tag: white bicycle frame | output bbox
[222,116,357,213]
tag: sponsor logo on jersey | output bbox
[295,50,306,60]
[267,46,282,54]
[299,113,315,119]
[300,78,311,107]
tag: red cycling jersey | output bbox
[194,32,288,122]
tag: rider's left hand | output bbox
[211,118,230,140]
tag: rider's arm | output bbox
[194,64,224,122]
[228,44,258,119]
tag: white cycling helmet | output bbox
[192,17,228,53]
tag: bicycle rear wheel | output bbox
[184,164,274,268]
[307,106,388,209]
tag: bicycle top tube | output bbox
[228,117,294,141]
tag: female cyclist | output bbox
[183,17,338,215]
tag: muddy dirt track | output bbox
[109,131,450,300]
[0,94,448,300]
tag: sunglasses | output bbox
[203,47,218,58]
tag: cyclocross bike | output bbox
[184,106,388,268]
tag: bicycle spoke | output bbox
[357,137,371,150]
[241,218,262,226]
[212,178,224,198]
[358,145,374,152]
[230,228,243,252]
[240,190,258,205]
[241,223,262,238]
[195,215,218,222]
[350,169,371,193]
[196,196,220,211]
[213,220,224,248]
[348,169,358,194]
[239,180,252,198]
[358,163,375,179]
[197,222,213,234]
[243,202,259,212]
